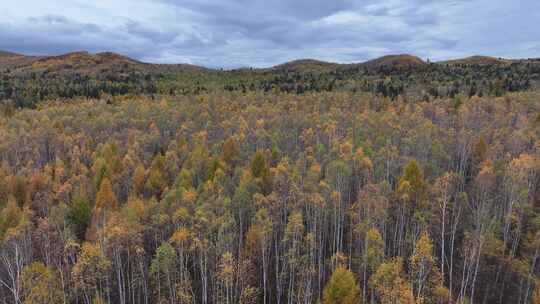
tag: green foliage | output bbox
[250,151,272,193]
[150,242,177,276]
[69,195,92,240]
[365,227,384,271]
[72,243,111,301]
[323,266,361,304]
[3,51,539,108]
[146,154,167,197]
[251,151,268,179]
[0,199,23,241]
[397,159,426,204]
[92,157,110,191]
[21,262,63,304]
[222,137,239,166]
[150,242,178,301]
[370,258,415,304]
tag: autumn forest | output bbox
[0,51,539,304]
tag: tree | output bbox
[470,136,487,178]
[409,231,445,302]
[250,151,272,193]
[395,159,427,256]
[146,154,167,199]
[251,151,268,179]
[150,242,177,303]
[170,227,195,304]
[239,286,260,304]
[20,262,63,304]
[72,242,111,304]
[370,258,415,304]
[95,178,118,210]
[131,164,146,197]
[365,228,384,272]
[532,279,540,304]
[431,172,458,288]
[398,159,426,205]
[87,177,118,241]
[249,208,273,304]
[222,137,239,167]
[217,251,236,304]
[102,209,144,304]
[0,201,34,304]
[69,195,92,240]
[283,211,305,303]
[323,266,361,304]
[364,227,384,302]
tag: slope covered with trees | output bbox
[0,50,540,304]
[0,87,538,303]
[1,51,540,109]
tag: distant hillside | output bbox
[1,49,539,108]
[0,50,21,57]
[14,51,143,75]
[272,59,338,73]
[269,55,428,73]
[362,54,427,69]
[3,49,535,72]
[440,55,514,65]
[0,51,40,69]
[0,50,209,76]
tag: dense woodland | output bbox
[1,52,540,110]
[0,52,539,304]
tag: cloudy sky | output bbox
[1,0,539,68]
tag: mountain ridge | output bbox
[0,50,23,57]
[2,49,537,72]
[439,55,515,65]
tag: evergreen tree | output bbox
[323,266,361,304]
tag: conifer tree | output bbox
[323,266,361,304]
[87,177,117,241]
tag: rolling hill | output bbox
[361,54,427,69]
[440,55,514,65]
[0,50,22,57]
[0,50,40,69]
[271,59,339,73]
[2,50,535,74]
[1,49,539,107]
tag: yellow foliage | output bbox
[370,258,415,304]
[21,262,63,304]
[323,266,361,304]
[183,188,198,204]
[170,227,192,245]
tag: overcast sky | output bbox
[1,0,539,68]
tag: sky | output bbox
[1,0,539,68]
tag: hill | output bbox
[0,50,209,75]
[268,54,428,73]
[15,51,144,75]
[271,59,338,73]
[0,51,446,74]
[362,54,427,69]
[1,50,539,107]
[0,51,40,69]
[0,50,22,57]
[440,55,513,65]
[2,50,525,74]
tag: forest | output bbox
[0,52,539,304]
[1,52,540,110]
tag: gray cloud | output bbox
[0,0,539,68]
[124,20,179,44]
[0,15,106,55]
